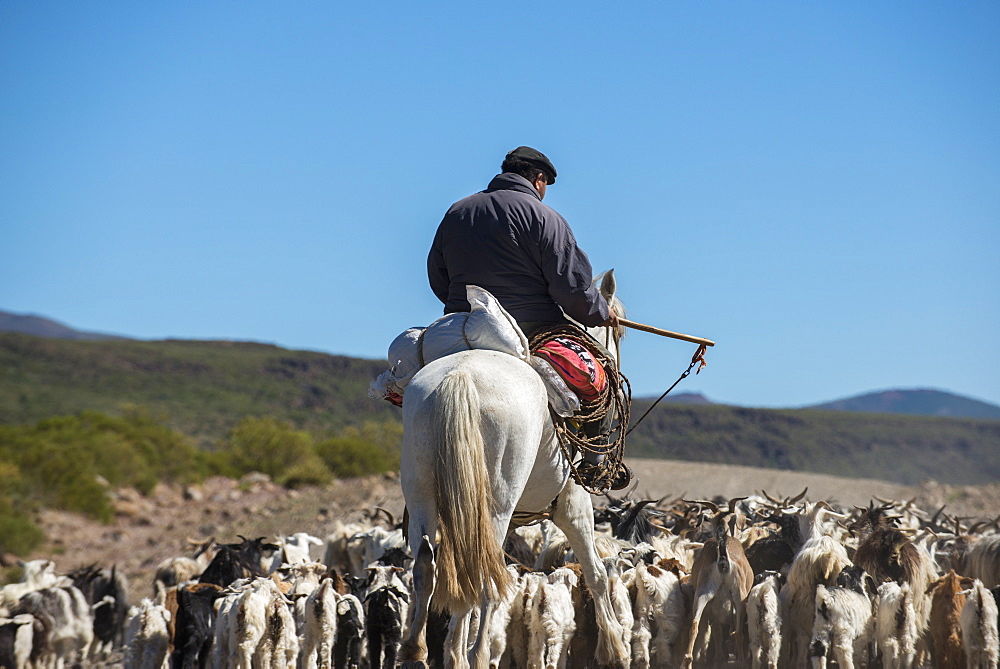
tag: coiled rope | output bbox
[529,324,632,494]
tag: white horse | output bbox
[398,271,631,669]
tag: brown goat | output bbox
[853,504,924,583]
[681,521,754,668]
[853,502,935,635]
[928,570,975,669]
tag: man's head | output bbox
[502,146,557,198]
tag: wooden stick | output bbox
[619,318,715,347]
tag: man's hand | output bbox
[600,311,620,329]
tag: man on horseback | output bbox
[427,146,627,490]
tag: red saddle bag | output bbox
[535,336,607,404]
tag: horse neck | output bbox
[586,324,620,364]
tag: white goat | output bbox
[961,579,1000,669]
[322,522,366,576]
[524,568,578,669]
[254,591,299,668]
[486,565,523,668]
[506,571,541,669]
[211,579,253,669]
[0,614,34,669]
[781,532,852,667]
[345,527,407,578]
[875,581,918,669]
[0,560,61,611]
[300,576,339,669]
[152,537,216,598]
[808,566,875,669]
[276,561,327,599]
[272,532,324,570]
[123,599,171,669]
[968,534,1000,588]
[13,585,93,669]
[625,561,685,669]
[227,577,295,668]
[746,571,783,669]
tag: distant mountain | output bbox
[646,392,715,405]
[0,309,126,341]
[806,388,1000,420]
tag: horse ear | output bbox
[599,269,616,302]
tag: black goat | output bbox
[171,582,222,669]
[334,593,365,669]
[594,498,664,544]
[198,536,279,587]
[745,511,801,575]
[364,566,409,669]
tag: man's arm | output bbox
[427,230,450,305]
[539,217,610,327]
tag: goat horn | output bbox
[761,490,782,504]
[728,497,749,512]
[374,506,396,526]
[930,505,946,525]
[789,487,808,503]
[683,499,719,513]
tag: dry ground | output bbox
[15,458,999,604]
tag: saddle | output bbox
[368,286,600,419]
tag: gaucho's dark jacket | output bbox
[427,172,610,327]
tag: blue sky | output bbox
[2,2,998,408]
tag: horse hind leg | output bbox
[400,533,436,669]
[551,483,630,668]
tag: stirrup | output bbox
[609,462,632,491]
[572,462,602,488]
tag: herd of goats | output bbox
[1,488,999,668]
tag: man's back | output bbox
[428,171,609,327]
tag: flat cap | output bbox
[505,146,557,184]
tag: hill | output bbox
[0,309,125,341]
[1,331,998,485]
[806,388,1000,420]
[0,332,398,446]
[625,401,1000,485]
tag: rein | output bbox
[624,344,707,437]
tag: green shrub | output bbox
[0,411,202,522]
[4,433,113,521]
[315,434,397,478]
[0,496,45,556]
[218,416,330,487]
[279,458,333,488]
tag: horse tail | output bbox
[431,369,512,613]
